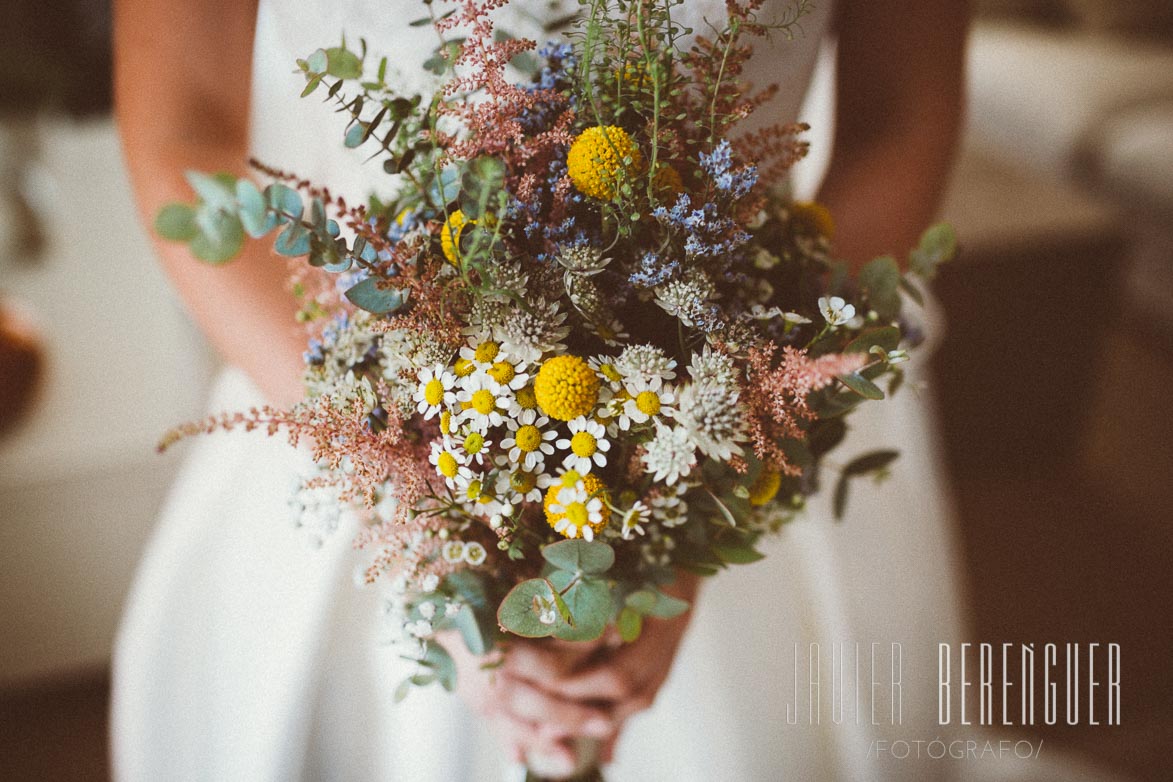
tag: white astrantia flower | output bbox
[642,423,697,485]
[556,417,611,474]
[462,541,487,566]
[818,296,856,327]
[615,344,677,385]
[676,381,748,461]
[455,374,510,431]
[620,501,650,540]
[688,346,740,388]
[618,377,677,431]
[327,371,378,416]
[654,272,717,329]
[500,408,557,472]
[498,298,570,363]
[549,484,606,541]
[414,366,457,419]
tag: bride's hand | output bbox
[443,571,700,770]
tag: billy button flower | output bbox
[439,209,471,266]
[544,470,610,541]
[533,354,600,422]
[567,125,643,201]
[748,469,783,506]
[790,201,836,239]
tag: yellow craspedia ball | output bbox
[440,209,471,266]
[544,472,609,538]
[790,201,835,240]
[534,355,600,421]
[567,125,643,201]
[652,163,684,200]
[748,469,783,507]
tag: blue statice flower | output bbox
[653,193,750,261]
[699,140,759,199]
[629,251,680,288]
[519,42,577,132]
[304,311,352,366]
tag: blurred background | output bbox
[0,0,1170,780]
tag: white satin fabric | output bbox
[112,2,1108,780]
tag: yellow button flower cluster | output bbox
[567,126,642,201]
[534,355,600,421]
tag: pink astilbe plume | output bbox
[744,343,865,474]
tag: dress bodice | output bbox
[249,0,834,200]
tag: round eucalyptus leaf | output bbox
[154,203,198,241]
[498,578,560,639]
[541,540,615,575]
[189,212,244,264]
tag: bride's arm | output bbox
[820,0,970,270]
[115,0,307,406]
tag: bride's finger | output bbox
[504,677,617,738]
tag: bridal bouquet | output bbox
[158,0,952,768]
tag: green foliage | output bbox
[547,570,612,642]
[909,223,957,279]
[344,278,408,314]
[832,450,901,520]
[498,578,562,638]
[858,255,902,322]
[838,371,885,400]
[540,539,615,575]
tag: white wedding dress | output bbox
[111,2,1114,781]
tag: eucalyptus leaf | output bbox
[234,180,273,238]
[845,326,900,355]
[909,223,957,279]
[344,277,408,314]
[154,203,198,241]
[453,604,489,657]
[185,171,236,210]
[858,256,901,321]
[549,575,611,642]
[712,541,766,564]
[325,46,362,79]
[498,578,559,638]
[190,211,244,264]
[844,450,900,476]
[618,607,642,643]
[838,372,885,400]
[422,642,457,691]
[541,539,615,575]
[274,222,311,257]
[306,48,328,74]
[266,183,304,222]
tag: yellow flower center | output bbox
[474,341,500,364]
[749,470,783,506]
[465,479,483,500]
[565,502,589,528]
[488,360,515,385]
[534,355,600,421]
[510,470,537,493]
[454,358,475,377]
[567,126,643,201]
[570,431,597,457]
[599,363,622,383]
[463,432,485,454]
[515,424,542,452]
[470,389,496,415]
[791,201,836,239]
[515,386,537,410]
[437,452,458,478]
[439,410,453,435]
[424,379,445,406]
[635,390,661,416]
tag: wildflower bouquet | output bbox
[158,0,953,775]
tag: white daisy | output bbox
[556,417,611,474]
[495,467,554,505]
[429,438,468,488]
[620,501,651,540]
[457,430,493,467]
[462,541,487,566]
[441,540,467,563]
[549,484,606,542]
[588,355,625,392]
[455,374,510,431]
[413,366,457,419]
[618,377,677,431]
[499,409,557,472]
